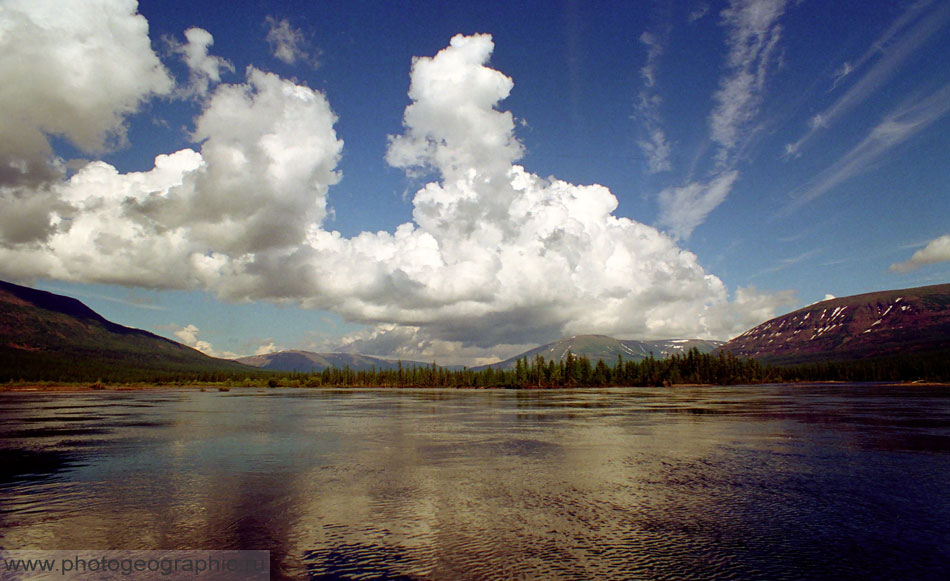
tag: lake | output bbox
[1,384,949,579]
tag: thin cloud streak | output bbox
[42,286,167,311]
[829,0,934,92]
[784,83,950,213]
[751,248,822,278]
[784,0,949,158]
[689,2,711,23]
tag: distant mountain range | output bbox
[0,280,251,382]
[234,350,434,372]
[236,336,724,373]
[474,335,723,370]
[718,283,950,364]
[2,278,948,382]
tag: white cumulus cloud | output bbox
[0,64,343,289]
[167,27,235,97]
[0,0,172,244]
[0,14,794,364]
[254,340,281,356]
[888,234,950,273]
[172,324,237,359]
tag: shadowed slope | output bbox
[1,280,252,382]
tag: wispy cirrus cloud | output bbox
[785,83,950,212]
[40,286,167,311]
[658,0,788,240]
[265,17,319,67]
[657,170,739,240]
[829,62,853,91]
[688,2,711,23]
[751,248,822,278]
[784,0,950,158]
[828,0,934,91]
[710,0,787,165]
[634,30,672,174]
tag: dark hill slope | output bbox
[0,280,251,382]
[718,283,950,364]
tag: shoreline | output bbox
[2,380,948,393]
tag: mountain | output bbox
[718,283,950,365]
[234,350,435,372]
[0,279,251,382]
[478,334,724,370]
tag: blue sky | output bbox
[1,0,948,365]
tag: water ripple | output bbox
[2,385,949,579]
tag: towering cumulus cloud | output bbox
[0,5,790,363]
[360,34,761,350]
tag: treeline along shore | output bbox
[5,347,947,390]
[264,348,949,388]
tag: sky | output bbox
[1,0,948,366]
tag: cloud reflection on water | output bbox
[0,386,948,579]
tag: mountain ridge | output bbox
[717,283,950,364]
[234,350,439,372]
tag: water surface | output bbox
[1,384,949,579]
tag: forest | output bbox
[3,347,947,388]
[234,348,950,388]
